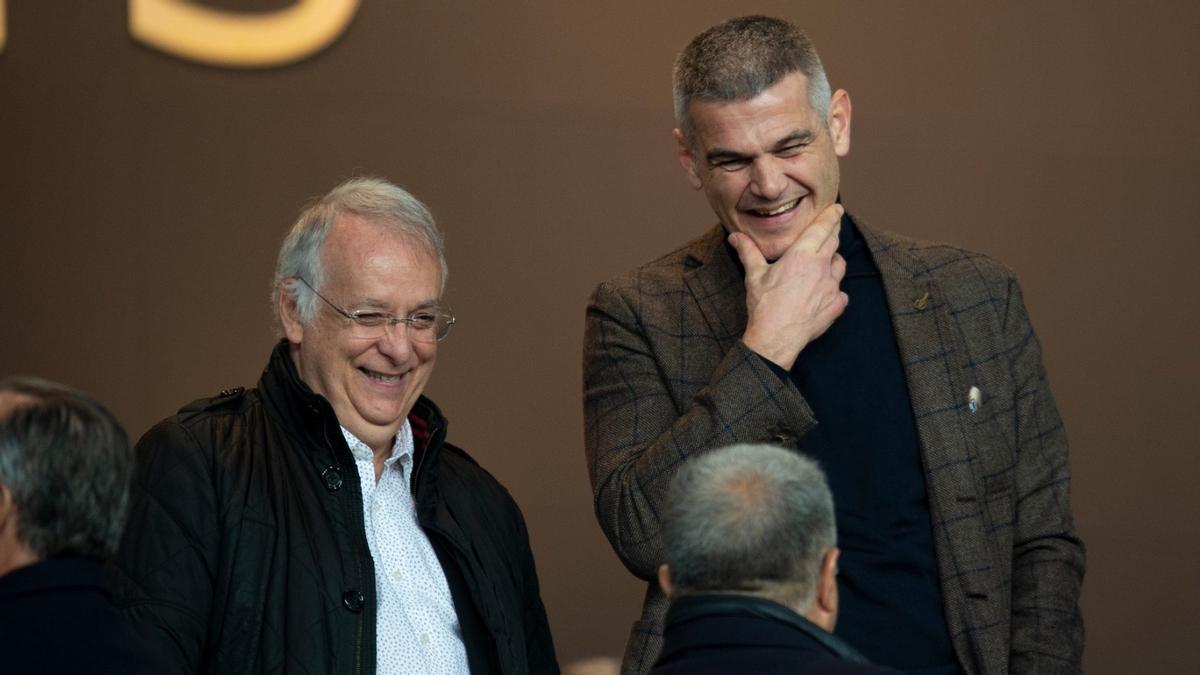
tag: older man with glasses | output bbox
[112,177,558,675]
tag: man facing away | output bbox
[652,443,897,675]
[0,377,166,674]
[113,177,558,674]
[583,16,1084,674]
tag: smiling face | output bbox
[280,214,441,453]
[675,71,852,262]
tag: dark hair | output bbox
[0,377,133,560]
[673,16,832,139]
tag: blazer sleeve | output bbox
[1002,277,1086,672]
[583,279,816,580]
[110,420,218,674]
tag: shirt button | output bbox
[392,568,404,583]
[419,633,430,645]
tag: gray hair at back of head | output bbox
[663,443,836,609]
[272,176,448,328]
[673,15,832,140]
[0,376,133,560]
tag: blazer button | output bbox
[342,590,365,613]
[769,427,795,446]
[322,467,343,492]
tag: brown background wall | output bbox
[2,1,1197,672]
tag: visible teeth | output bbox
[363,369,402,383]
[754,199,799,217]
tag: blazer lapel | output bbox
[683,226,748,357]
[860,223,971,479]
[859,219,1004,674]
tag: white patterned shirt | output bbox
[342,422,470,674]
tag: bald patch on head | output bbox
[720,474,771,516]
[0,392,36,420]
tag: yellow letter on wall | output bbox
[129,0,360,68]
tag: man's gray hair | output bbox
[663,443,836,608]
[272,176,448,327]
[0,377,133,560]
[673,15,832,140]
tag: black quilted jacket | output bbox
[111,341,558,674]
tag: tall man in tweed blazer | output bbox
[583,16,1084,675]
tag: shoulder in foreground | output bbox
[135,385,261,454]
[174,385,260,423]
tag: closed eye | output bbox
[407,312,438,329]
[773,131,815,158]
[349,311,392,328]
[775,143,807,158]
[710,157,751,172]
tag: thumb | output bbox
[727,232,767,273]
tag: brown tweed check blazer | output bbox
[583,215,1085,675]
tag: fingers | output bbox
[831,253,847,282]
[738,205,849,362]
[727,231,767,275]
[809,291,849,343]
[817,204,843,250]
[788,203,844,256]
[816,225,840,260]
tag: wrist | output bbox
[741,331,801,371]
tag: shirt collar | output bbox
[340,420,414,469]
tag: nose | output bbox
[375,322,416,361]
[748,156,787,201]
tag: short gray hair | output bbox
[0,377,133,560]
[663,443,836,609]
[272,176,448,327]
[673,16,832,140]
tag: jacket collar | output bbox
[855,220,983,479]
[660,593,872,664]
[0,558,108,602]
[257,340,448,483]
[683,225,748,357]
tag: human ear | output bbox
[827,89,852,157]
[815,547,841,633]
[278,284,306,344]
[673,128,703,190]
[657,563,675,598]
[0,485,13,523]
[0,485,18,543]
